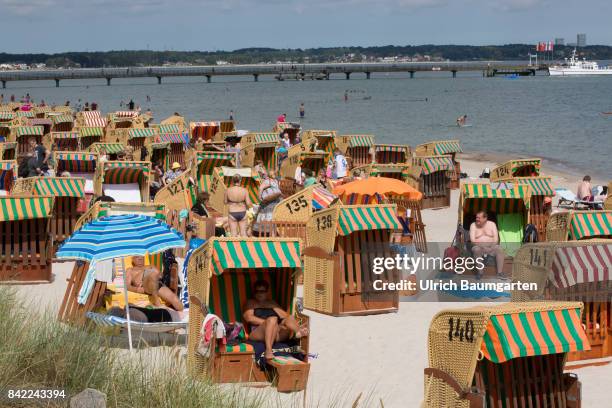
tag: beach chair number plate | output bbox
[316,214,333,231]
[448,317,475,343]
[168,179,185,196]
[493,167,509,179]
[528,247,550,268]
[285,196,308,215]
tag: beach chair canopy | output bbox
[79,126,105,138]
[0,196,55,221]
[12,177,85,198]
[28,118,52,127]
[513,176,554,196]
[0,112,15,121]
[54,152,98,173]
[128,128,157,139]
[80,111,107,127]
[333,177,422,204]
[16,111,35,118]
[342,135,375,148]
[426,302,590,393]
[51,131,79,140]
[416,139,462,156]
[460,183,531,223]
[155,132,189,144]
[374,144,410,163]
[412,155,454,176]
[88,142,125,155]
[306,204,401,252]
[102,161,150,185]
[547,210,612,241]
[491,158,542,181]
[157,124,180,134]
[74,201,166,231]
[51,114,74,125]
[15,126,44,137]
[567,210,612,240]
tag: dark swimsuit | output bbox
[227,190,247,221]
[254,308,283,322]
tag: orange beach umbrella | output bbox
[333,177,422,204]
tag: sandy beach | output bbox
[14,155,610,408]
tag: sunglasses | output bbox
[254,289,267,294]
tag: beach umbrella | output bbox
[56,214,186,350]
[332,177,423,204]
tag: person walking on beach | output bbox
[299,103,305,118]
[224,174,252,237]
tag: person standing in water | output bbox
[128,99,135,110]
[299,103,305,118]
[344,91,348,102]
[229,110,234,121]
[456,115,467,127]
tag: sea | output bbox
[5,70,612,178]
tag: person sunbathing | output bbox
[469,210,505,278]
[243,280,308,362]
[125,255,184,311]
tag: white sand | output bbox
[12,156,611,408]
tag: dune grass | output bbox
[0,286,263,408]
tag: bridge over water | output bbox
[0,61,542,87]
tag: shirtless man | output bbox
[469,211,505,278]
[243,280,308,362]
[125,255,183,311]
[224,174,252,237]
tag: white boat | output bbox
[549,49,612,76]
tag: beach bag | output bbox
[523,224,539,243]
[443,225,461,271]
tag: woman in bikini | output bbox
[224,174,252,237]
[243,280,308,362]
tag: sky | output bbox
[1,0,610,53]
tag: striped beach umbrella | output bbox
[56,214,186,351]
[56,214,185,263]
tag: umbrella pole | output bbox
[121,258,134,352]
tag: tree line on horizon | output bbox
[1,44,611,68]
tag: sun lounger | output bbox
[555,188,603,209]
[86,311,187,333]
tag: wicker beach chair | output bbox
[546,210,612,242]
[423,302,588,407]
[407,155,455,209]
[0,196,54,282]
[186,237,310,392]
[511,241,612,362]
[12,177,86,254]
[415,140,462,189]
[303,204,401,316]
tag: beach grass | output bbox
[0,286,263,408]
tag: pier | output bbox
[0,61,543,87]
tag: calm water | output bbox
[6,71,612,177]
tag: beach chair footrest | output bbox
[213,352,255,383]
[268,357,310,392]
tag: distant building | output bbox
[577,33,586,47]
[555,38,565,46]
